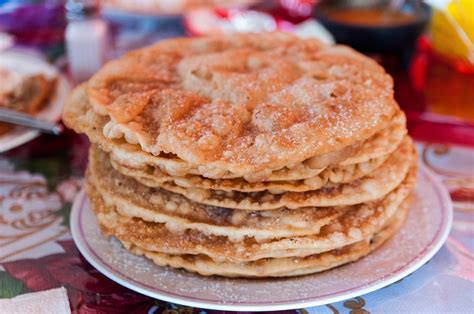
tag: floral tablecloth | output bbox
[0,129,472,313]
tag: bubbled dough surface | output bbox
[87,144,413,243]
[88,177,412,269]
[88,170,413,263]
[87,33,399,177]
[124,203,407,278]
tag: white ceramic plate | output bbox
[70,164,452,311]
[0,50,70,153]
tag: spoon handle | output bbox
[0,108,62,135]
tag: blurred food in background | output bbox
[183,0,314,35]
[314,0,430,62]
[102,0,259,15]
[428,0,473,72]
[404,0,474,125]
[0,0,471,145]
[409,37,474,124]
[0,54,57,134]
[323,7,416,26]
[184,0,334,43]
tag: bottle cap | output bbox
[66,0,100,21]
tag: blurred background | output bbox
[0,0,473,145]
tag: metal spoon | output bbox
[0,108,63,135]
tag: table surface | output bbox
[0,12,473,312]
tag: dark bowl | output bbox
[314,0,431,54]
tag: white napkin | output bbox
[0,287,70,314]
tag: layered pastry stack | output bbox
[63,33,417,278]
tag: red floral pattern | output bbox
[2,240,155,313]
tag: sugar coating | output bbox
[87,33,399,176]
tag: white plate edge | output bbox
[70,163,453,311]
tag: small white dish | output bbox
[71,164,452,311]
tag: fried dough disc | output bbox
[87,163,415,263]
[145,137,415,210]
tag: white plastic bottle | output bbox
[65,0,109,83]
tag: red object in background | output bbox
[184,0,316,36]
[450,187,474,203]
[394,37,474,147]
[259,0,316,23]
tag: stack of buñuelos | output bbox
[63,33,417,278]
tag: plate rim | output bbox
[70,163,453,311]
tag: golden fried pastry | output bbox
[88,144,415,243]
[64,84,405,181]
[87,165,414,263]
[62,32,417,278]
[65,33,399,178]
[125,205,408,278]
[143,137,414,210]
[88,180,411,276]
